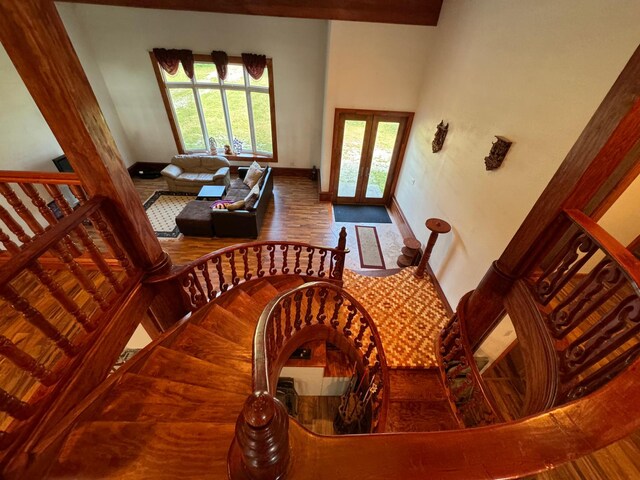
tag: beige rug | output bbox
[143,191,195,237]
[343,267,450,368]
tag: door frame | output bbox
[329,108,414,206]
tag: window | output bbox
[153,54,277,160]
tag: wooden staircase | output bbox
[48,276,305,479]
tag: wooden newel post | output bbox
[230,392,290,480]
[415,218,451,279]
[332,227,348,282]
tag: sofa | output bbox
[211,166,273,238]
[161,154,231,193]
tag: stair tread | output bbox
[139,347,251,394]
[98,373,246,423]
[170,323,252,363]
[50,421,235,479]
[386,400,459,432]
[224,290,264,322]
[242,280,280,307]
[196,304,255,344]
[267,275,305,292]
[389,368,448,402]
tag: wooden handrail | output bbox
[564,209,640,289]
[230,280,389,479]
[0,197,104,288]
[0,171,82,185]
[145,240,350,284]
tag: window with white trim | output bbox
[156,57,276,159]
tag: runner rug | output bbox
[143,191,195,238]
[355,225,386,269]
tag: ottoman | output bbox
[175,201,214,237]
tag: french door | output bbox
[331,109,413,205]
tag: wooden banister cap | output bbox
[243,391,275,428]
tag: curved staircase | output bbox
[48,276,306,478]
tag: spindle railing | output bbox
[0,195,139,454]
[527,209,640,403]
[229,281,389,479]
[146,228,348,312]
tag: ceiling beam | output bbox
[57,0,443,26]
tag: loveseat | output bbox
[161,154,231,193]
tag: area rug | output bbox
[333,205,392,223]
[355,225,386,269]
[143,191,195,238]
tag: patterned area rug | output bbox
[343,267,450,368]
[143,191,195,237]
[355,225,386,269]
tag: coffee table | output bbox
[196,185,226,201]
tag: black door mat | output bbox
[333,205,392,223]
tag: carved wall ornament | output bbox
[432,120,449,153]
[484,136,512,170]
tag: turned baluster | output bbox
[0,388,33,420]
[72,186,135,277]
[233,392,290,480]
[0,285,77,356]
[0,183,42,240]
[415,218,452,279]
[0,227,93,331]
[198,263,215,300]
[343,303,358,337]
[316,287,328,324]
[45,184,123,293]
[363,335,376,365]
[318,249,327,278]
[293,245,302,274]
[283,297,293,338]
[0,335,58,386]
[267,245,277,275]
[281,244,289,274]
[0,205,32,245]
[19,183,83,256]
[254,245,265,277]
[305,247,315,275]
[329,292,343,329]
[304,288,314,326]
[293,291,303,331]
[274,305,283,349]
[241,248,251,281]
[227,251,240,287]
[215,256,228,292]
[354,318,368,348]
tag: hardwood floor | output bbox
[132,175,404,271]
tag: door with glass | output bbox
[331,110,411,205]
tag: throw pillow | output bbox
[243,161,264,189]
[226,200,246,211]
[244,183,261,211]
[210,200,233,210]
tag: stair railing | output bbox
[146,228,349,312]
[0,193,141,461]
[228,281,389,480]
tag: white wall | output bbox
[396,0,640,306]
[57,4,328,169]
[319,21,434,190]
[59,4,136,167]
[0,46,62,171]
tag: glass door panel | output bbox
[337,120,367,198]
[365,121,400,199]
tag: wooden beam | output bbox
[58,0,443,26]
[0,0,168,272]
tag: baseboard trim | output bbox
[319,191,332,202]
[389,195,453,316]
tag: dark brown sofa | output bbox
[211,166,273,238]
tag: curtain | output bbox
[153,48,194,79]
[242,53,267,80]
[210,50,229,80]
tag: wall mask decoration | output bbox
[484,136,512,170]
[432,120,449,153]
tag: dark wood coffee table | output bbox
[196,185,226,201]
